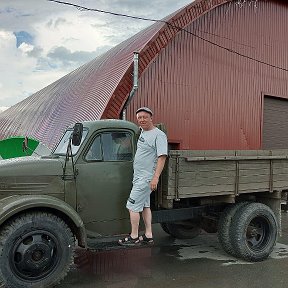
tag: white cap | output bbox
[136,107,153,116]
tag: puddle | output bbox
[171,233,288,265]
[74,246,152,279]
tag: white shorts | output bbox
[126,180,151,213]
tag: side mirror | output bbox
[22,136,29,152]
[72,123,83,146]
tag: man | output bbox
[119,107,168,246]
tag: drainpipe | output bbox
[122,52,139,120]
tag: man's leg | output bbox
[126,182,149,239]
[142,207,153,238]
[130,210,140,238]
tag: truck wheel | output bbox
[0,212,75,288]
[160,223,171,235]
[230,203,278,262]
[218,202,248,256]
[163,221,201,239]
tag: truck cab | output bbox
[56,119,139,236]
[0,119,139,288]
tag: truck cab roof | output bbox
[71,119,139,134]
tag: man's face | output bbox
[136,111,153,130]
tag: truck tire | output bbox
[0,212,75,288]
[230,202,278,262]
[160,223,171,235]
[162,221,201,239]
[218,202,248,256]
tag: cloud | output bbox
[0,107,9,113]
[0,0,193,107]
[26,45,43,58]
[46,46,106,68]
[46,17,69,29]
[19,42,34,54]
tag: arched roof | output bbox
[0,0,230,148]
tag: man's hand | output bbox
[150,155,167,191]
[150,176,159,191]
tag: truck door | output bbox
[75,130,134,236]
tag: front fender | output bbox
[0,195,87,247]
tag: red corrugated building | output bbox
[1,0,288,150]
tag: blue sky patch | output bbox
[13,31,33,48]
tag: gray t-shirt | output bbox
[133,127,168,181]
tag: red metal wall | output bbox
[127,1,288,149]
[1,0,287,150]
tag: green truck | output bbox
[0,119,285,287]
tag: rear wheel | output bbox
[230,203,278,262]
[218,202,248,256]
[0,212,75,287]
[162,221,201,239]
[160,223,171,235]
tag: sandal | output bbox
[139,234,154,245]
[118,235,140,246]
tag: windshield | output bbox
[53,129,88,155]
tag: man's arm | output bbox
[150,155,167,191]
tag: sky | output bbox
[0,0,194,112]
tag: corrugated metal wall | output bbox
[127,1,288,149]
[1,0,288,150]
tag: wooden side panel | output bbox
[160,150,288,207]
[273,160,288,190]
[160,157,176,208]
[238,160,270,193]
[167,152,237,200]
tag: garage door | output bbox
[263,96,288,149]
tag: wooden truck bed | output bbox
[158,150,288,209]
